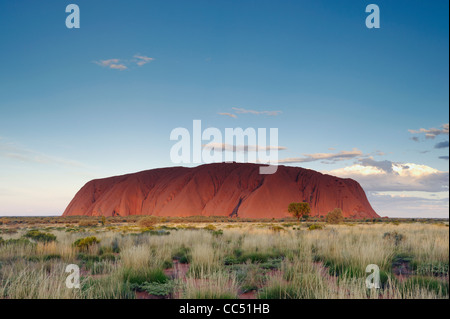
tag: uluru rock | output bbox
[62,163,379,219]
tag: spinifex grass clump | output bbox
[413,262,449,277]
[183,271,239,299]
[188,242,222,277]
[122,267,169,285]
[232,261,266,293]
[399,277,449,297]
[258,278,299,299]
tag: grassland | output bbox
[0,216,448,299]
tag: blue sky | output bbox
[0,0,448,217]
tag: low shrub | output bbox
[133,281,175,296]
[24,230,57,243]
[326,208,344,224]
[308,224,323,231]
[203,224,216,231]
[123,268,169,285]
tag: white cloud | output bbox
[108,64,127,70]
[94,54,154,70]
[231,107,282,116]
[202,143,286,152]
[0,139,84,168]
[278,148,363,164]
[367,192,449,218]
[324,158,449,217]
[95,59,120,67]
[94,59,127,70]
[134,55,155,66]
[325,162,449,193]
[373,191,449,200]
[218,112,237,118]
[408,123,449,139]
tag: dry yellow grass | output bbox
[0,221,448,299]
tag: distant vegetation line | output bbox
[0,215,448,226]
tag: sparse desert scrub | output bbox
[136,216,157,228]
[78,220,98,227]
[0,221,447,299]
[0,261,84,299]
[310,225,397,278]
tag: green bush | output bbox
[203,224,216,231]
[24,230,57,243]
[308,224,323,231]
[326,208,344,224]
[123,268,169,285]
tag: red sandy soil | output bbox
[63,162,378,219]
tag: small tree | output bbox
[326,208,344,224]
[101,216,106,226]
[288,202,311,222]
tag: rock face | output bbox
[62,163,379,219]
